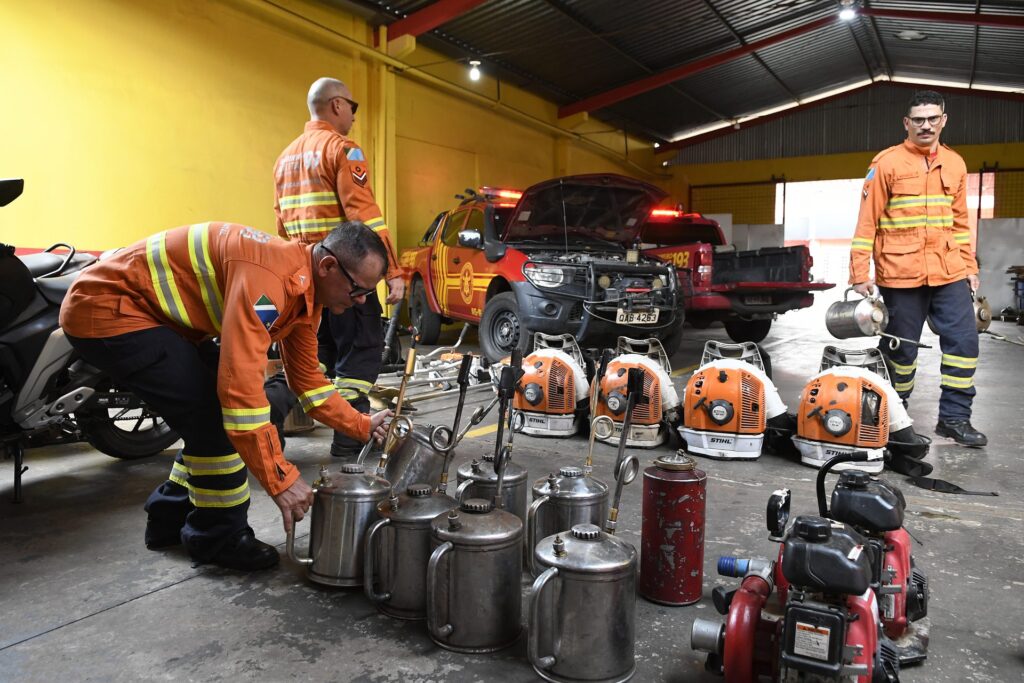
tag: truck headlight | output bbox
[524,264,565,288]
[651,275,664,290]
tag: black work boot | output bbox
[200,529,279,572]
[935,419,988,448]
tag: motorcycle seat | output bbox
[19,252,96,277]
[36,272,80,305]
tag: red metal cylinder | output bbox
[639,453,707,605]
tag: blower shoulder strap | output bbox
[887,453,998,496]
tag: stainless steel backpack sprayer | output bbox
[826,288,930,350]
[425,363,524,653]
[362,355,476,620]
[526,369,643,683]
[526,351,613,576]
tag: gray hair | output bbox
[321,221,388,278]
[307,77,348,116]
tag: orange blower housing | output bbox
[793,370,889,474]
[681,366,766,460]
[512,333,589,437]
[592,337,678,448]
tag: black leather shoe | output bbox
[145,517,182,550]
[935,419,988,448]
[203,529,279,572]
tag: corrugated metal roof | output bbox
[668,82,1024,165]
[342,0,1024,143]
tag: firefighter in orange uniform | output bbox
[60,222,393,571]
[849,90,986,448]
[274,77,405,457]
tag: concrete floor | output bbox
[2,292,1023,682]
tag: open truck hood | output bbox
[503,174,667,248]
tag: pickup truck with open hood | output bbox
[398,174,685,362]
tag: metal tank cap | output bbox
[571,523,601,540]
[341,463,365,474]
[407,483,433,497]
[461,498,492,513]
[559,466,583,477]
[655,452,697,471]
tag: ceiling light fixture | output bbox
[838,0,857,21]
[895,30,927,41]
[653,142,660,149]
[468,60,481,81]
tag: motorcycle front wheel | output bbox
[77,384,180,459]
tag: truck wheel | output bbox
[724,319,772,343]
[479,292,529,362]
[410,279,442,345]
[660,325,684,359]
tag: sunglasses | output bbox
[332,95,359,115]
[319,243,376,298]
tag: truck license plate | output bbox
[616,309,660,325]
[743,295,772,305]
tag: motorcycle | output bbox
[1,179,179,502]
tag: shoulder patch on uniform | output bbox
[345,146,365,162]
[871,144,900,164]
[865,167,875,181]
[351,163,368,187]
[253,294,279,330]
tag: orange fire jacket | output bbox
[59,222,371,496]
[274,120,400,280]
[850,140,977,288]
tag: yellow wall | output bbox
[0,0,658,252]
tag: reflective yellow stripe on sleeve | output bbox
[146,232,193,328]
[894,379,915,392]
[298,384,336,412]
[222,406,272,431]
[953,232,971,244]
[187,223,224,332]
[851,237,874,252]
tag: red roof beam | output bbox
[861,8,1024,30]
[559,15,838,119]
[374,0,488,46]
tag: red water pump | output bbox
[691,452,906,682]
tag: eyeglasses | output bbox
[908,115,943,127]
[319,243,376,298]
[332,95,359,115]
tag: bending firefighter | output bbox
[59,222,392,572]
[849,89,986,448]
[273,77,404,457]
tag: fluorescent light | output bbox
[669,120,732,143]
[468,60,481,82]
[892,75,1023,95]
[839,8,856,21]
[800,78,873,104]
